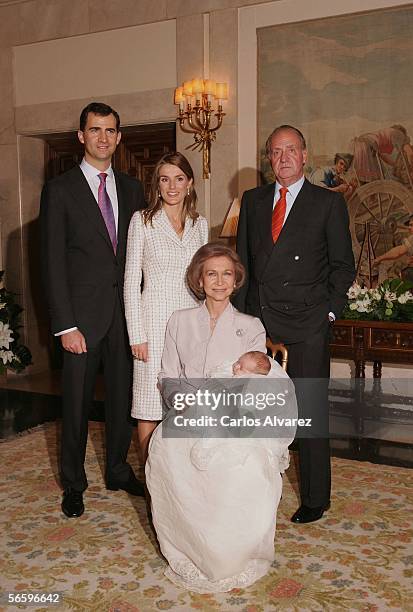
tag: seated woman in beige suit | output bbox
[146,243,295,593]
[124,153,208,462]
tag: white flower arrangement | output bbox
[0,321,13,350]
[0,271,32,373]
[342,278,413,322]
[0,349,14,364]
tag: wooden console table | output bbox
[329,320,413,446]
[330,320,413,377]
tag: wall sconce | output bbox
[175,78,228,179]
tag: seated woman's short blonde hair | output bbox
[187,242,246,301]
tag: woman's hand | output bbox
[131,342,148,362]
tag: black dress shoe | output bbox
[291,502,330,524]
[107,474,145,497]
[61,489,84,518]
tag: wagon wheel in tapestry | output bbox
[347,179,413,285]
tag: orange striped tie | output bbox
[272,187,288,243]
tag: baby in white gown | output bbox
[209,350,271,378]
[204,351,290,474]
[146,353,295,593]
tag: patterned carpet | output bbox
[0,421,411,612]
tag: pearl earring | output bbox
[187,187,190,196]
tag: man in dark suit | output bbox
[234,125,355,523]
[40,102,146,517]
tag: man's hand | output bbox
[131,342,148,362]
[61,330,87,353]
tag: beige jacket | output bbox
[159,302,266,380]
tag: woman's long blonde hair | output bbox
[142,152,199,229]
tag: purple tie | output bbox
[97,172,117,253]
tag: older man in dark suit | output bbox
[40,102,146,517]
[234,125,355,523]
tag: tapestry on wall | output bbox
[257,6,413,286]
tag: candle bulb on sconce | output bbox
[183,80,193,97]
[174,86,185,111]
[215,82,228,105]
[203,80,216,96]
[174,77,228,179]
[192,78,204,98]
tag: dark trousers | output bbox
[286,326,331,508]
[60,298,134,492]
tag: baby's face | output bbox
[232,355,256,376]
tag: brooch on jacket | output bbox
[236,328,245,337]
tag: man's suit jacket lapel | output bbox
[255,183,275,256]
[114,170,129,261]
[67,166,114,252]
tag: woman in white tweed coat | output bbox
[124,153,208,461]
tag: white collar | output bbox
[275,175,305,199]
[80,158,114,180]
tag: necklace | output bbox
[210,314,219,328]
[163,205,184,236]
[168,216,183,236]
